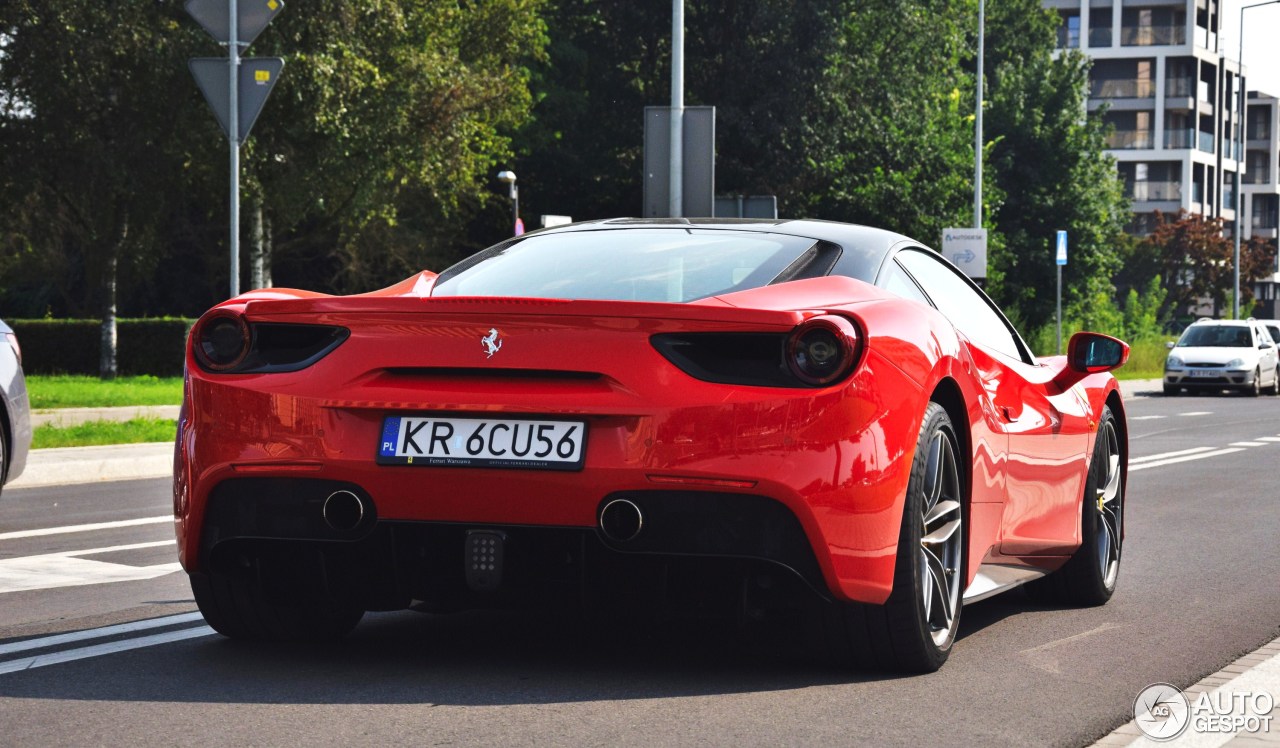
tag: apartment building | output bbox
[1045,0,1245,235]
[1244,91,1280,316]
[1045,0,1280,314]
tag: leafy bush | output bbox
[10,319,192,376]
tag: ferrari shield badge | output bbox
[482,328,503,358]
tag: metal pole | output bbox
[1234,3,1244,318]
[228,0,241,299]
[974,0,984,228]
[511,181,519,235]
[669,0,684,218]
[1057,265,1062,355]
[1235,0,1280,316]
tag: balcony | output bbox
[1092,79,1155,98]
[1245,168,1273,185]
[1224,185,1236,207]
[1121,25,1187,46]
[1253,212,1279,230]
[1129,181,1183,201]
[1089,28,1113,47]
[1166,77,1195,97]
[1198,131,1215,153]
[1107,130,1154,149]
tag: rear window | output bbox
[431,229,820,303]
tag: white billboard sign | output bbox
[942,228,988,278]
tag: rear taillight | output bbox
[193,313,252,371]
[786,315,860,386]
[191,313,348,374]
[4,332,20,366]
[651,314,862,388]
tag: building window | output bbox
[1089,9,1113,47]
[1058,13,1081,48]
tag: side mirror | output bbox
[1068,331,1130,373]
[1166,341,1176,350]
[1053,332,1130,391]
[1261,343,1272,350]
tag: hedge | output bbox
[10,318,194,376]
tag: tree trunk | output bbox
[264,212,273,288]
[251,197,265,290]
[99,214,127,380]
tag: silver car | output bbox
[1164,318,1280,396]
[0,319,31,494]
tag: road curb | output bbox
[1091,633,1280,746]
[8,443,173,489]
[31,405,181,428]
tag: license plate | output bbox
[377,415,587,470]
[1190,369,1219,377]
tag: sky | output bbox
[1223,0,1280,97]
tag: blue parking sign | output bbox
[1056,230,1068,266]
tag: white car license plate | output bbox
[377,415,587,470]
[1190,369,1219,377]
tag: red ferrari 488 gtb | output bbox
[174,218,1129,672]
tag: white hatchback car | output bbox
[1164,319,1280,396]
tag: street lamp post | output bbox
[1234,0,1280,318]
[974,0,984,230]
[497,170,519,236]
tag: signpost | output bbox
[941,228,988,279]
[186,0,285,298]
[1056,230,1067,354]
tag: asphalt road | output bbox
[1,386,1279,747]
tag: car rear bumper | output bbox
[175,351,922,606]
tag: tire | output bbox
[1270,368,1280,396]
[1026,405,1123,606]
[1248,369,1261,397]
[823,402,965,673]
[191,572,364,642]
[1162,383,1179,396]
[0,419,7,499]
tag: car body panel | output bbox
[174,219,1126,614]
[0,319,31,485]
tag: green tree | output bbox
[241,0,549,293]
[0,1,210,376]
[519,0,976,242]
[981,0,1130,334]
[1143,211,1273,322]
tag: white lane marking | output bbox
[0,626,214,675]
[1259,436,1280,442]
[0,612,205,657]
[1130,447,1216,464]
[1129,448,1246,472]
[0,540,180,594]
[0,515,171,541]
[1231,442,1268,447]
[1178,411,1212,416]
[1129,415,1167,421]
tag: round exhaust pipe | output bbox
[599,498,644,542]
[322,490,365,532]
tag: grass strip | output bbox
[33,418,178,449]
[27,375,183,409]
